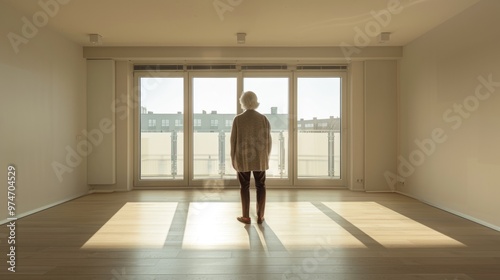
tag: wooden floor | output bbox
[1,189,500,280]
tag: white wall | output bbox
[399,0,500,229]
[348,61,365,191]
[364,60,398,191]
[87,60,116,185]
[114,61,134,191]
[89,61,134,192]
[0,2,87,223]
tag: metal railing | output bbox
[141,130,339,179]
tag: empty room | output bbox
[1,0,500,279]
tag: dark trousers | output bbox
[237,171,266,219]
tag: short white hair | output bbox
[240,91,260,110]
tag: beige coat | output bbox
[230,109,272,172]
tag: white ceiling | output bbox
[5,0,479,47]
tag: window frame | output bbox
[133,67,348,188]
[241,71,293,186]
[134,71,189,187]
[293,71,347,187]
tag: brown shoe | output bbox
[237,217,251,224]
[257,217,265,224]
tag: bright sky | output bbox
[141,77,341,119]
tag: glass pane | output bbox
[193,77,237,179]
[297,77,341,179]
[243,77,289,179]
[140,77,184,179]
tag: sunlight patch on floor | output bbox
[265,202,367,250]
[322,202,466,248]
[82,202,177,249]
[80,201,465,250]
[182,202,251,250]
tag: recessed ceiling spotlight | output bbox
[379,32,391,43]
[237,33,246,44]
[89,34,103,45]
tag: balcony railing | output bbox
[140,130,340,179]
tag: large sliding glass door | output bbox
[138,74,186,184]
[242,74,291,184]
[295,73,346,186]
[135,68,346,187]
[191,74,238,182]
